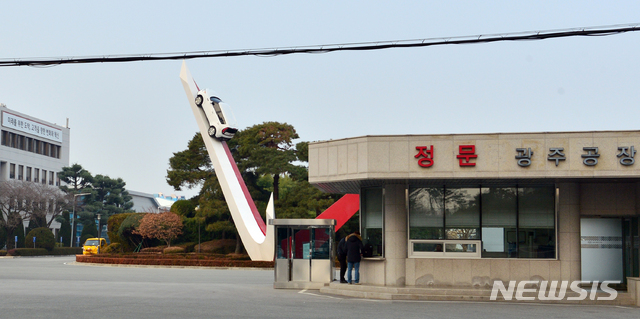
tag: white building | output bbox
[0,103,70,237]
[128,191,185,213]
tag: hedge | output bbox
[76,254,273,268]
[6,247,83,256]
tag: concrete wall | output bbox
[309,132,640,187]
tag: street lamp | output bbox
[70,192,91,247]
[96,213,101,254]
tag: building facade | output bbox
[309,131,639,289]
[0,104,70,237]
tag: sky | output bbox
[1,1,639,199]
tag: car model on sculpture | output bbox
[82,238,107,255]
[195,89,238,140]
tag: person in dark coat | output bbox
[336,236,348,283]
[345,231,364,284]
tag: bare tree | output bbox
[0,181,28,249]
[21,182,71,228]
[0,180,71,248]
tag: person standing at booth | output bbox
[337,236,348,283]
[346,231,364,285]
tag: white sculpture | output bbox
[180,61,274,261]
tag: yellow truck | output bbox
[82,238,107,255]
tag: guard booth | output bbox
[269,219,336,289]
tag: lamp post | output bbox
[96,213,101,254]
[70,192,91,247]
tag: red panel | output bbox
[315,194,360,232]
[222,141,267,235]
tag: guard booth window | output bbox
[273,219,335,288]
[361,188,383,257]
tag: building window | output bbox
[445,188,480,240]
[19,136,25,150]
[361,187,384,257]
[41,170,47,184]
[34,168,39,183]
[49,171,54,185]
[481,187,517,258]
[1,130,7,146]
[408,185,556,259]
[517,187,555,258]
[409,187,445,240]
[9,163,15,179]
[0,130,61,159]
[25,167,32,182]
[17,165,23,180]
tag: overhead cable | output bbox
[0,23,638,67]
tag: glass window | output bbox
[481,187,517,258]
[276,227,291,259]
[518,187,555,258]
[34,168,39,183]
[9,163,15,179]
[1,130,7,146]
[361,188,383,257]
[17,165,23,180]
[311,228,331,259]
[26,167,32,182]
[293,229,310,259]
[408,185,556,259]
[445,188,480,239]
[49,171,54,185]
[41,170,47,184]
[409,187,444,239]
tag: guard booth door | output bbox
[275,224,334,286]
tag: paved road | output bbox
[0,256,637,319]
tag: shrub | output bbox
[107,213,132,246]
[176,242,196,253]
[117,213,146,251]
[103,243,123,254]
[163,246,185,254]
[195,239,236,254]
[0,250,6,256]
[140,246,165,253]
[25,227,55,251]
